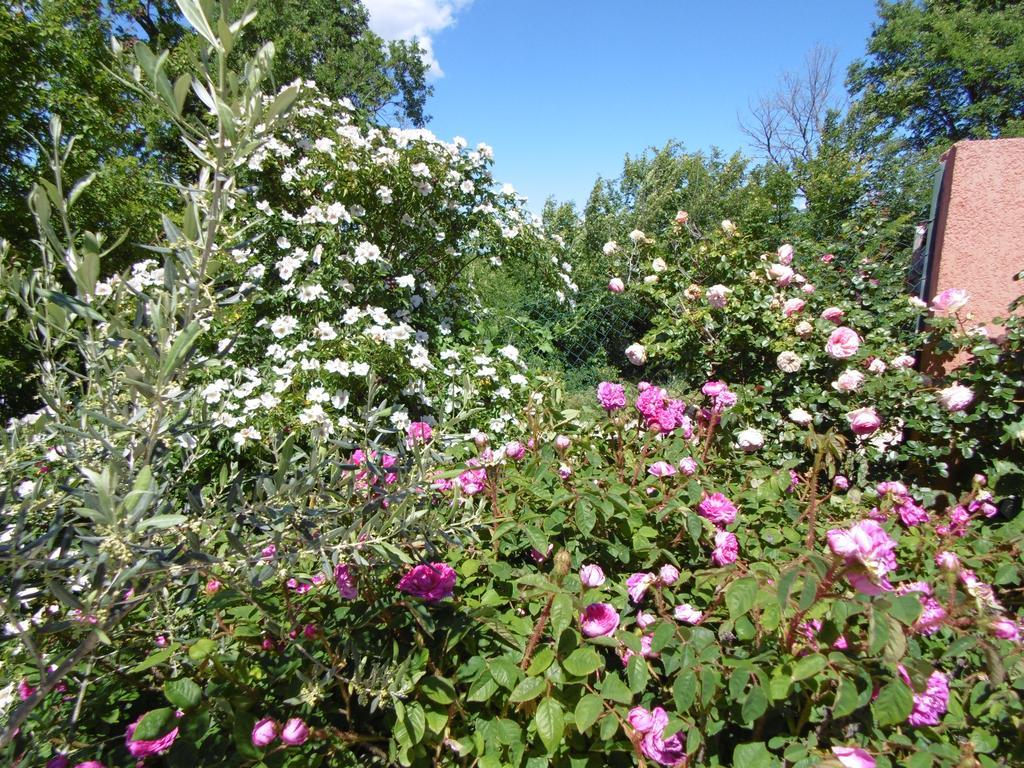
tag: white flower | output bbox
[276,255,303,281]
[410,162,431,178]
[325,201,350,224]
[298,284,325,303]
[315,321,337,341]
[651,257,667,273]
[351,362,370,376]
[396,274,416,290]
[270,316,299,339]
[602,241,620,256]
[376,186,393,203]
[353,241,382,265]
[16,480,34,498]
[628,229,647,244]
[499,345,520,362]
[736,427,764,452]
[706,284,730,308]
[937,383,974,412]
[232,426,261,448]
[776,351,802,373]
[721,219,737,236]
[789,408,813,426]
[625,343,647,366]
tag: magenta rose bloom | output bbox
[827,519,897,594]
[825,326,861,359]
[281,717,310,746]
[626,572,656,603]
[678,457,698,476]
[821,306,844,323]
[831,746,876,768]
[251,717,278,747]
[46,756,70,768]
[125,718,179,758]
[597,381,627,411]
[406,421,433,444]
[397,562,456,602]
[899,668,949,727]
[633,706,686,767]
[846,407,881,436]
[334,563,358,600]
[990,617,1020,641]
[698,492,737,527]
[579,564,606,588]
[711,530,738,566]
[73,763,106,768]
[504,440,525,460]
[648,461,676,478]
[579,603,620,637]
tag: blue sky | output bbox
[364,1,881,209]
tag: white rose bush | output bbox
[1,3,1023,768]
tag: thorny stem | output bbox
[520,594,555,671]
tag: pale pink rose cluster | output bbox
[937,383,974,412]
[846,406,881,436]
[826,519,898,595]
[706,283,730,308]
[627,706,687,766]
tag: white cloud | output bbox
[362,0,472,77]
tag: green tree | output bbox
[847,0,1024,150]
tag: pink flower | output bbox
[261,544,277,559]
[627,572,656,603]
[678,457,698,476]
[397,562,456,602]
[46,756,70,768]
[892,354,916,368]
[205,578,221,595]
[631,706,686,766]
[334,563,358,599]
[251,717,278,747]
[896,498,930,527]
[457,466,487,495]
[636,611,657,629]
[990,617,1020,641]
[867,357,887,374]
[554,435,571,452]
[126,717,180,757]
[579,564,605,588]
[648,461,676,478]
[937,384,973,412]
[826,326,861,359]
[504,440,525,460]
[898,583,946,635]
[407,421,433,444]
[659,564,680,585]
[73,763,106,768]
[580,603,620,637]
[711,530,738,565]
[17,679,34,701]
[620,634,657,665]
[768,263,795,285]
[777,243,794,265]
[846,407,881,436]
[608,277,625,293]
[281,717,309,746]
[706,284,730,308]
[597,381,627,411]
[900,668,949,726]
[931,288,969,313]
[673,603,702,624]
[833,475,849,491]
[935,551,960,571]
[782,297,805,317]
[831,746,876,768]
[698,492,737,527]
[832,369,865,393]
[827,519,897,594]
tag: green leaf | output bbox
[873,680,913,727]
[508,676,546,703]
[549,593,573,637]
[733,741,774,768]
[626,655,649,693]
[883,618,907,664]
[403,701,426,744]
[187,639,217,662]
[132,708,175,741]
[889,594,923,625]
[674,669,697,711]
[742,686,768,722]
[489,658,519,689]
[131,647,175,673]
[562,647,601,677]
[467,674,499,702]
[726,577,759,619]
[575,501,596,535]
[535,697,564,754]
[527,648,555,676]
[137,514,187,531]
[164,678,201,710]
[791,653,826,682]
[600,672,633,705]
[574,694,604,733]
[832,676,862,718]
[420,676,456,705]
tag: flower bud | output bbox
[251,718,278,748]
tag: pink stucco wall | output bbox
[928,138,1024,337]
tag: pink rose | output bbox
[125,718,180,758]
[406,421,432,444]
[990,617,1020,641]
[627,572,656,603]
[648,461,676,478]
[937,383,973,412]
[620,634,657,665]
[833,475,849,491]
[673,603,702,624]
[597,381,626,411]
[846,407,881,436]
[931,288,969,313]
[504,440,525,460]
[397,562,456,602]
[334,563,358,599]
[678,457,698,475]
[768,263,794,285]
[831,746,876,768]
[698,492,737,527]
[711,530,738,566]
[706,284,730,308]
[251,717,278,748]
[47,756,70,768]
[579,564,605,588]
[777,243,794,265]
[554,435,571,452]
[636,611,656,629]
[821,252,835,263]
[637,707,687,766]
[281,717,309,746]
[608,277,625,293]
[934,551,960,571]
[832,369,865,393]
[627,706,655,732]
[659,564,680,585]
[825,326,861,359]
[821,306,844,323]
[73,763,106,768]
[827,519,897,594]
[867,357,887,374]
[579,603,620,637]
[782,297,805,317]
[892,354,915,368]
[900,668,949,727]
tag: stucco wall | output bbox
[928,138,1024,337]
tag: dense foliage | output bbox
[1,2,1023,768]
